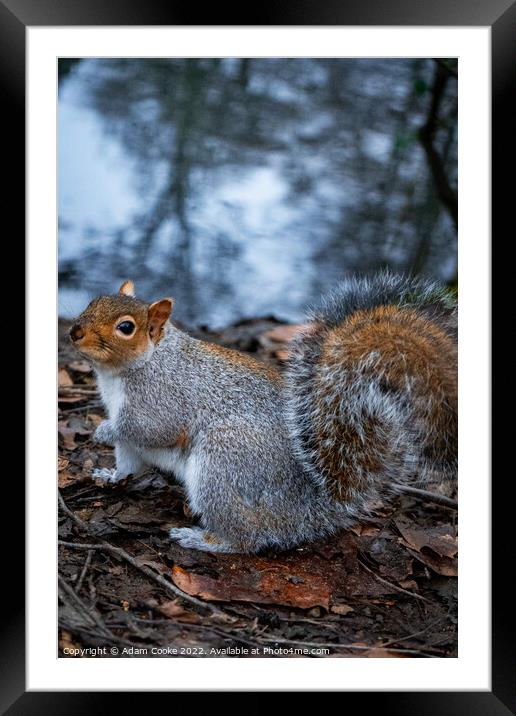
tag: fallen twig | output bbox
[59,400,104,413]
[59,620,149,651]
[381,617,447,648]
[358,559,432,603]
[394,484,458,511]
[126,617,435,657]
[74,549,93,594]
[256,635,438,657]
[59,385,99,394]
[418,61,457,230]
[58,574,112,638]
[58,492,234,623]
[59,538,234,623]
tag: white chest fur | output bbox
[96,370,126,420]
[95,367,200,512]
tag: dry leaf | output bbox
[58,471,86,488]
[395,518,458,559]
[169,533,375,609]
[113,504,164,525]
[394,518,458,576]
[59,629,81,653]
[330,604,354,615]
[58,418,92,452]
[58,472,74,488]
[350,524,380,537]
[87,414,104,427]
[404,547,458,577]
[157,599,201,623]
[83,458,94,475]
[361,526,381,537]
[171,561,333,610]
[398,579,418,589]
[58,368,74,387]
[133,556,169,575]
[58,427,78,450]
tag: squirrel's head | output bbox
[69,280,174,368]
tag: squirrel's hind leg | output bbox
[169,527,240,553]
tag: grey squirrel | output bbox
[69,273,457,553]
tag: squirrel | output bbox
[69,272,457,554]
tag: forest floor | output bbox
[58,316,458,659]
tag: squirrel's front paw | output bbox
[92,467,127,484]
[93,421,117,446]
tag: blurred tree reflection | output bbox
[59,58,457,324]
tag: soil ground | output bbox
[58,316,457,659]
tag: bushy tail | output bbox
[284,272,457,510]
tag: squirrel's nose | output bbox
[70,323,85,342]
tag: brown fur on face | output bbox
[69,283,174,368]
[70,294,150,367]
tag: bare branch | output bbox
[58,491,235,623]
[418,63,458,229]
[394,484,458,511]
[359,559,432,603]
[433,59,458,79]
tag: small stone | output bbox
[307,607,322,618]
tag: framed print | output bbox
[7,0,508,709]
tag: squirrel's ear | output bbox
[148,298,174,343]
[119,280,135,297]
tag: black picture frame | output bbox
[9,0,506,711]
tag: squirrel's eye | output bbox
[116,320,135,336]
